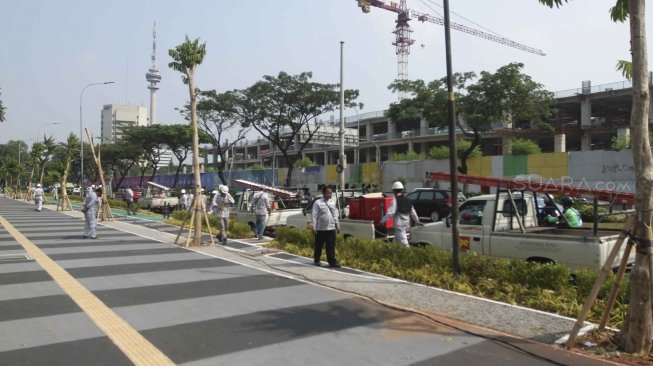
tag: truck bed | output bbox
[503,226,621,238]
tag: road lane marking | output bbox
[0,215,174,366]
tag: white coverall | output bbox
[34,187,45,212]
[380,195,420,246]
[83,191,98,238]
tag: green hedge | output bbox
[271,226,629,326]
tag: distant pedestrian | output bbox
[179,189,188,210]
[187,191,195,211]
[250,189,271,240]
[34,183,44,212]
[82,187,101,239]
[162,201,171,220]
[125,186,136,215]
[311,186,340,268]
[212,185,234,245]
[380,181,423,246]
[51,186,59,201]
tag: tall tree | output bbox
[388,64,553,176]
[101,141,141,190]
[228,71,359,186]
[169,36,206,246]
[539,0,650,354]
[157,124,210,189]
[122,125,169,185]
[192,90,249,185]
[0,87,6,123]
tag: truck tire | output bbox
[526,257,555,265]
[430,211,440,222]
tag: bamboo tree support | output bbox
[174,195,214,247]
[85,128,113,221]
[598,237,636,330]
[565,215,636,349]
[57,193,72,211]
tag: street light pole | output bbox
[80,81,114,196]
[36,122,61,142]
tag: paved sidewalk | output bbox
[0,197,607,365]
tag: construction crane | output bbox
[355,0,545,96]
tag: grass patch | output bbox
[270,226,629,326]
[167,210,254,239]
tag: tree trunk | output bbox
[189,71,203,245]
[619,0,653,354]
[285,161,295,187]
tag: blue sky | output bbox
[0,0,643,144]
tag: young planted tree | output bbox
[169,36,207,246]
[228,71,360,186]
[54,133,80,211]
[539,0,651,354]
[37,135,57,185]
[25,142,44,200]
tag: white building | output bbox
[100,104,149,143]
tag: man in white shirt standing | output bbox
[311,186,340,268]
[250,189,271,240]
[34,183,45,212]
[212,185,234,245]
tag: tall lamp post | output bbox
[36,122,61,142]
[80,81,114,195]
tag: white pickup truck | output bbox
[409,193,632,271]
[138,181,178,211]
[231,189,303,233]
[286,191,384,240]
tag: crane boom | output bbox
[411,10,545,56]
[354,0,546,87]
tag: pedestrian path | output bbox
[0,198,609,365]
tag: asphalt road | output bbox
[0,197,609,365]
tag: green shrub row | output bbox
[272,226,629,326]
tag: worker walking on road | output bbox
[380,181,423,246]
[34,183,45,212]
[311,186,341,268]
[82,187,101,239]
[250,189,271,240]
[212,185,234,245]
[125,186,136,215]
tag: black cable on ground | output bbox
[227,246,573,366]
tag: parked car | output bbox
[405,188,466,222]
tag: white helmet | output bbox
[212,190,218,195]
[181,189,186,194]
[220,186,228,194]
[391,181,404,190]
[36,183,41,188]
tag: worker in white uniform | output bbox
[82,187,101,239]
[380,181,423,246]
[249,189,271,240]
[34,183,45,212]
[212,185,234,244]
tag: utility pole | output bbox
[338,41,346,190]
[443,0,460,274]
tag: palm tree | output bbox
[169,36,207,246]
[539,0,651,354]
